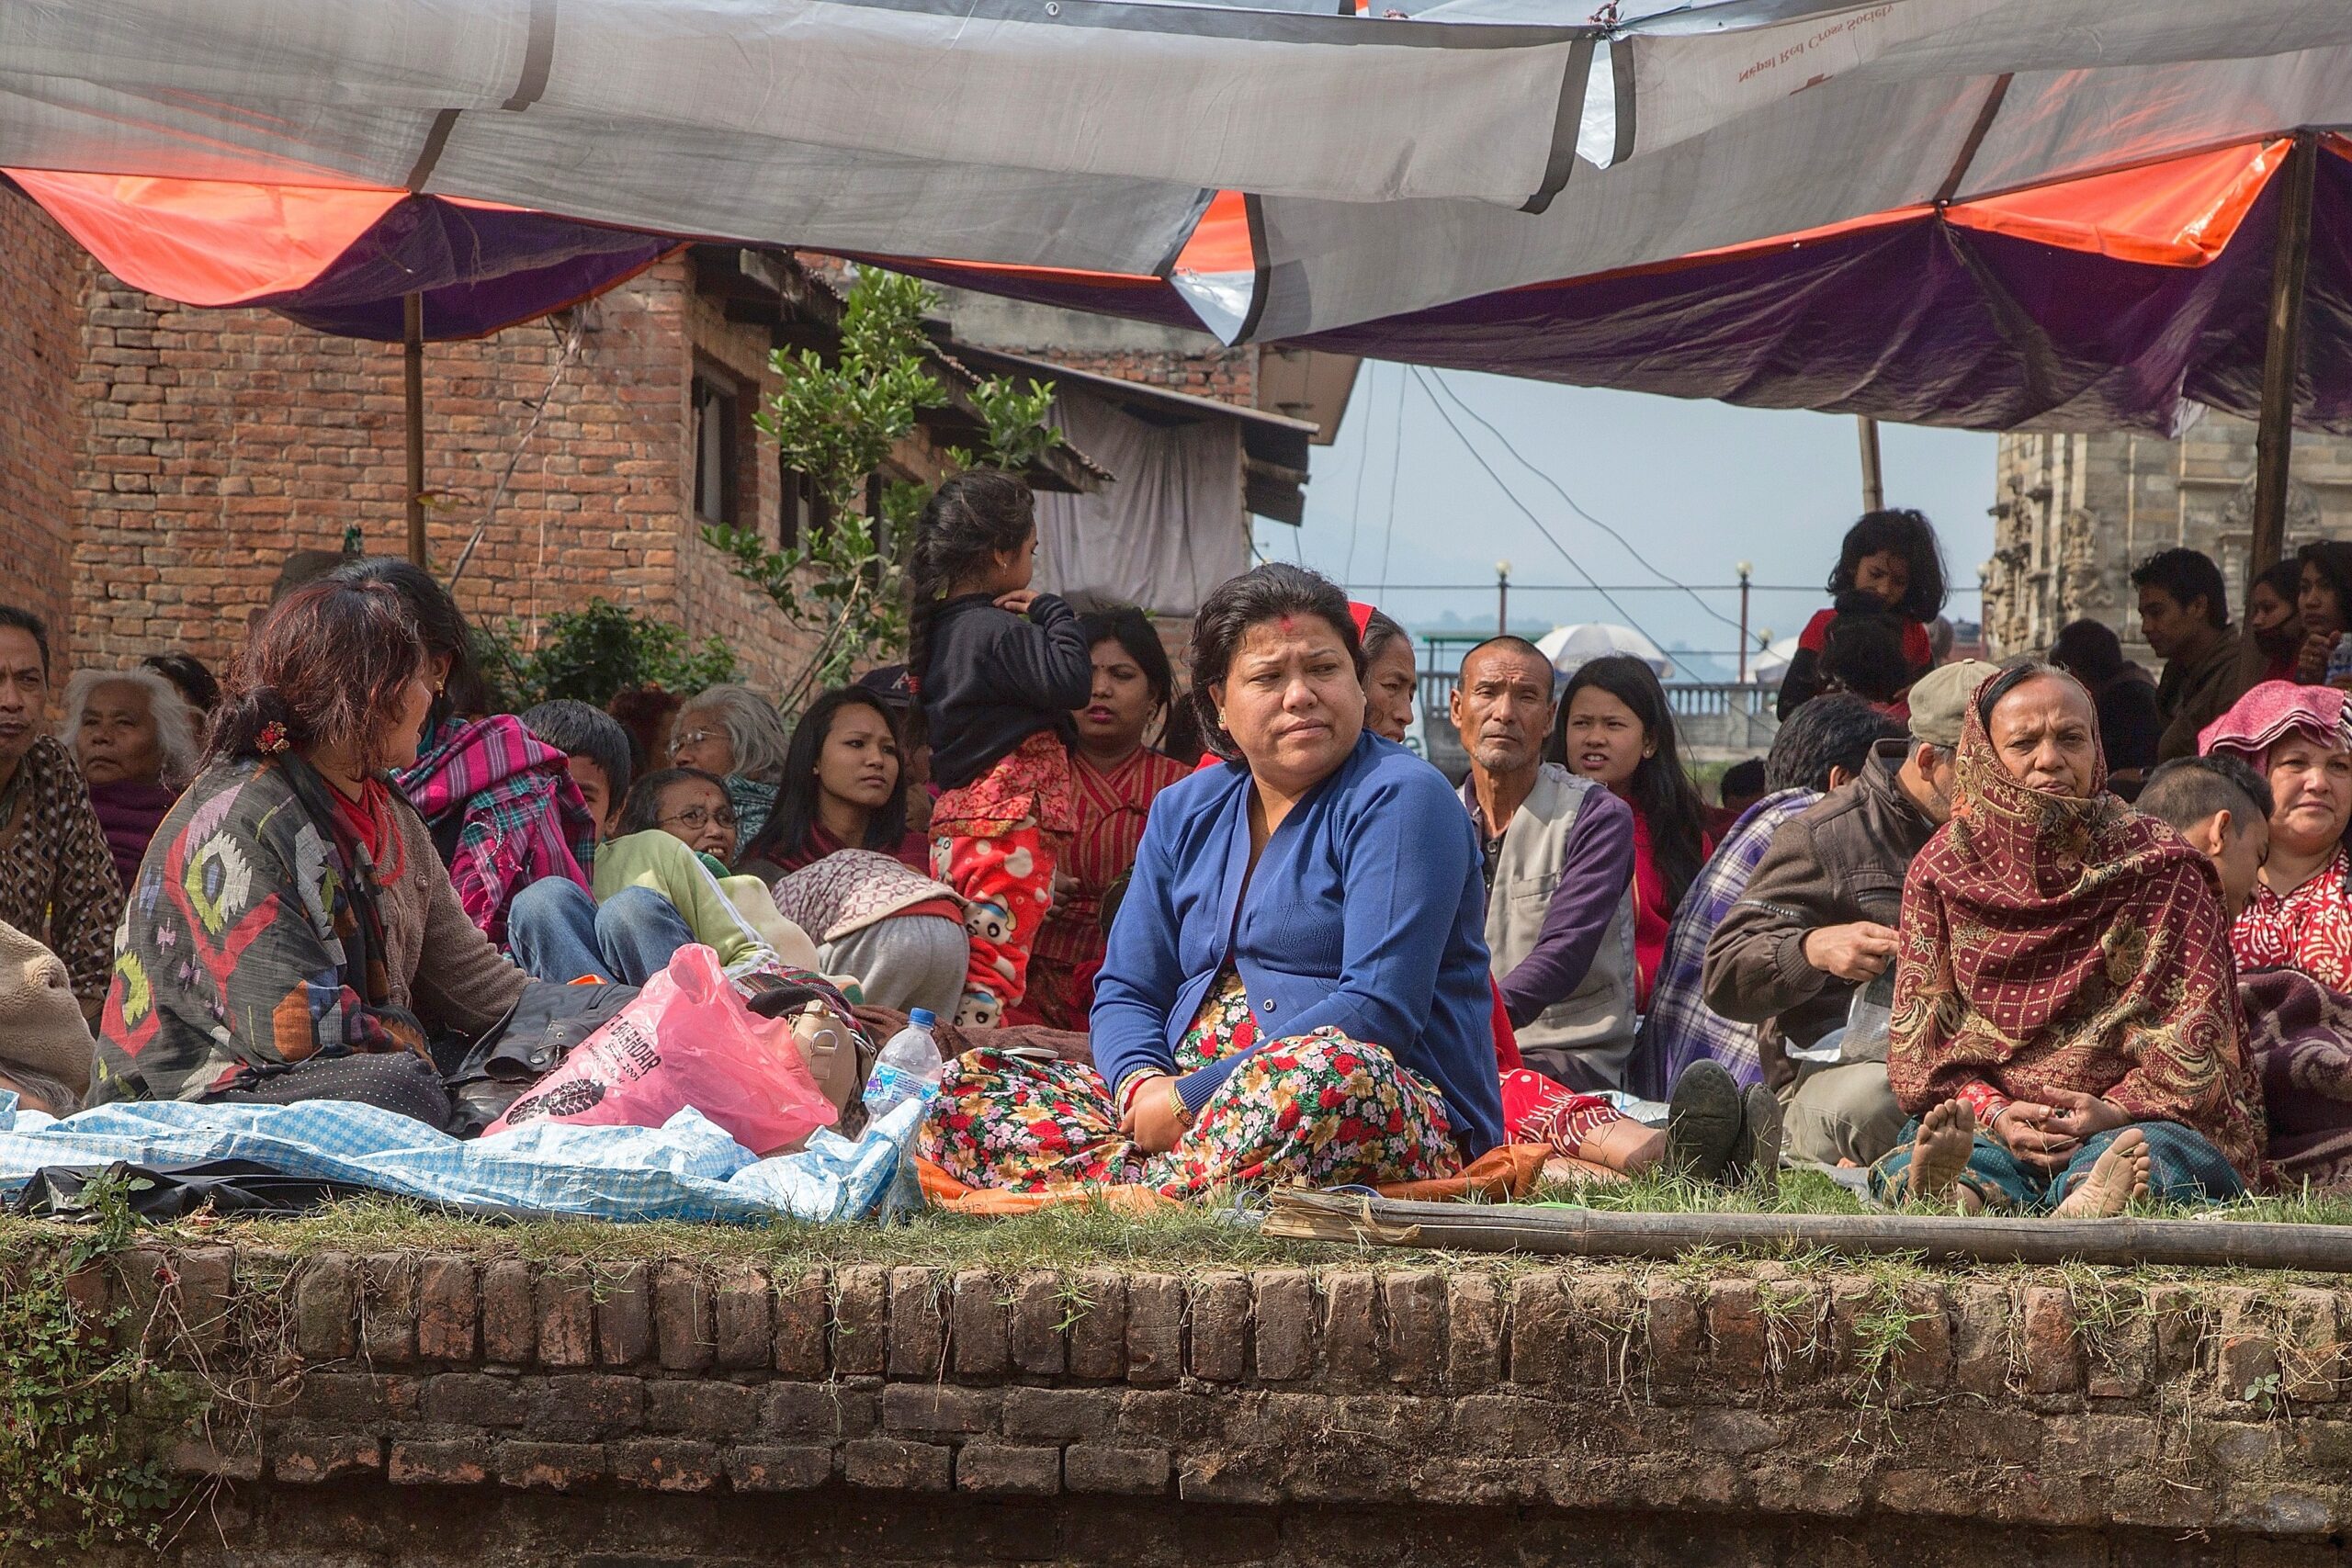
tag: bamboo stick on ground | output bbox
[1261,1191,2352,1273]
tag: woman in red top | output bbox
[1022,608,1191,1031]
[2246,560,2305,685]
[1551,654,1713,1011]
[1777,509,1948,719]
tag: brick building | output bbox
[1,186,1349,701]
[38,220,1102,694]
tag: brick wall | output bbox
[1050,346,1258,408]
[81,1244,2352,1562]
[0,193,86,669]
[64,260,693,679]
[51,245,825,700]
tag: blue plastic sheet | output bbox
[0,1092,933,1225]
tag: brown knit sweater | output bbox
[379,795,529,1036]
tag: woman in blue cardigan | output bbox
[919,564,1503,1195]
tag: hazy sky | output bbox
[1252,364,1999,679]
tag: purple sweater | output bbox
[1460,775,1635,1030]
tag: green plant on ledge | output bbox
[704,265,1061,713]
[0,1170,205,1553]
[473,599,739,710]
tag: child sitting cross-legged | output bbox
[505,748,819,986]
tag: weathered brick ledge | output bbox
[62,1246,2352,1556]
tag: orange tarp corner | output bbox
[1944,139,2290,267]
[7,169,403,306]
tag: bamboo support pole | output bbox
[404,291,427,568]
[1261,1190,2352,1273]
[1856,416,1883,513]
[2247,132,2318,590]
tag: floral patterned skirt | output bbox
[917,971,1462,1198]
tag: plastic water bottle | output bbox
[864,1008,944,1118]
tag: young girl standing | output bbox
[1775,509,1948,719]
[910,470,1094,1027]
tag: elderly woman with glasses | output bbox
[668,684,793,849]
[505,765,821,986]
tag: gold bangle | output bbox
[1164,1076,1194,1130]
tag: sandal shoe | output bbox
[1731,1083,1783,1191]
[1665,1061,1742,1181]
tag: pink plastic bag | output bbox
[483,944,837,1156]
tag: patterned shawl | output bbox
[0,737,121,1014]
[771,849,961,944]
[394,715,594,949]
[2241,966,2352,1190]
[1888,673,2264,1177]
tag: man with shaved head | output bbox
[1451,636,1638,1092]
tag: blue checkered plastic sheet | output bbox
[0,1092,932,1224]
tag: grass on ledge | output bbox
[0,1193,1333,1279]
[3,1164,2352,1283]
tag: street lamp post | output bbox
[1736,560,1753,683]
[1496,559,1511,637]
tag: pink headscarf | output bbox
[2199,681,2352,764]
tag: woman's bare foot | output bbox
[1579,1119,1667,1176]
[1542,1154,1631,1187]
[1902,1099,1976,1204]
[2052,1128,2151,1218]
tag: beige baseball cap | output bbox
[1905,660,2000,748]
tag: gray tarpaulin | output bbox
[7,0,2352,344]
[1034,388,1247,620]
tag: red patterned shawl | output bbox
[1888,674,2264,1177]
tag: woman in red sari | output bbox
[1021,608,1190,1030]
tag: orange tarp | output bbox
[917,1143,1550,1216]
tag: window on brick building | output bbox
[692,369,743,527]
[780,463,827,551]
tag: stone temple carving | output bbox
[1983,416,2352,662]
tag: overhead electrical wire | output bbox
[1405,365,1690,671]
[1420,368,1765,651]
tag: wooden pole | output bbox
[404,291,427,568]
[2248,133,2318,594]
[1263,1190,2352,1274]
[1856,416,1884,513]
